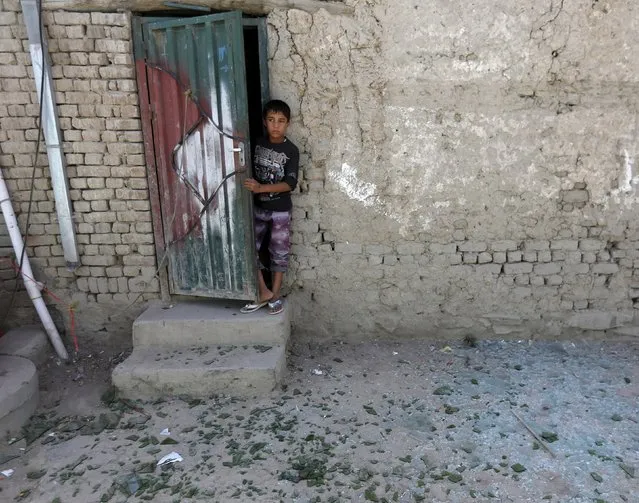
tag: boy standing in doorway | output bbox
[241,100,299,315]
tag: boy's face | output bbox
[263,110,289,143]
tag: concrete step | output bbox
[112,344,286,399]
[0,355,39,438]
[0,326,50,366]
[133,299,290,348]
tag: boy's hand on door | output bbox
[244,178,263,193]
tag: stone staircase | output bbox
[112,299,290,399]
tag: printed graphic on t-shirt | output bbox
[254,145,289,184]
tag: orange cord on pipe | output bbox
[2,257,79,353]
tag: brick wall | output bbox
[0,3,159,342]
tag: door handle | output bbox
[232,144,245,166]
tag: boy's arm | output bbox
[244,179,291,194]
[244,147,299,194]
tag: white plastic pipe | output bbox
[22,0,79,269]
[0,168,69,360]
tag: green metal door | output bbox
[135,12,257,300]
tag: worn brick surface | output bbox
[0,8,157,341]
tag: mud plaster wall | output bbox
[269,0,639,340]
[1,0,638,344]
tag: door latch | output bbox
[232,144,245,166]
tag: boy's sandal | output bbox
[240,299,270,314]
[268,298,284,315]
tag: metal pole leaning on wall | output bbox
[21,0,79,269]
[0,169,70,360]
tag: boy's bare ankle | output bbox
[259,290,273,302]
[269,288,282,301]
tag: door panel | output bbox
[137,12,256,300]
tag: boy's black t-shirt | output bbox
[252,137,299,211]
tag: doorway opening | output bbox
[242,21,273,290]
[243,24,267,152]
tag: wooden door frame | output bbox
[133,16,171,303]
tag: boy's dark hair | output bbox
[263,99,291,121]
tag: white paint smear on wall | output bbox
[328,162,434,234]
[620,149,636,193]
[328,163,378,207]
[608,147,639,208]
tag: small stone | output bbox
[15,489,31,501]
[433,386,453,396]
[511,463,526,473]
[26,469,47,479]
[444,405,459,414]
[363,405,378,416]
[590,472,603,483]
[540,431,558,443]
[448,473,462,483]
[611,414,622,421]
[364,486,379,501]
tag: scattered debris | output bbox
[511,410,557,457]
[3,340,637,502]
[540,431,559,443]
[157,452,183,466]
[363,405,378,416]
[444,404,459,414]
[619,463,635,478]
[1,468,14,478]
[26,469,46,479]
[14,488,30,500]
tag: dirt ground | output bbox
[0,337,638,503]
